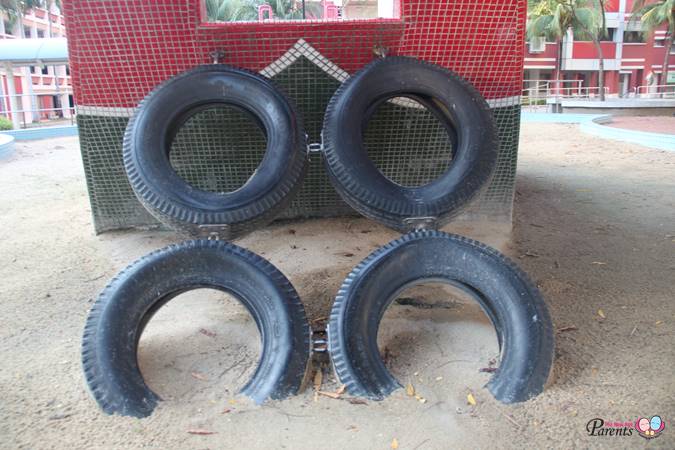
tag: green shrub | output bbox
[0,116,13,131]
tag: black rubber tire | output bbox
[123,65,307,239]
[328,231,554,403]
[82,240,310,418]
[322,57,498,232]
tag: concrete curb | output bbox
[2,125,78,140]
[521,112,675,152]
[580,116,675,152]
[0,133,15,159]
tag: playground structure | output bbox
[62,0,528,233]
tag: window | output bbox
[529,36,546,53]
[37,29,45,38]
[24,29,32,38]
[572,28,614,41]
[41,66,49,75]
[65,65,70,76]
[3,20,13,34]
[600,28,615,42]
[623,31,644,43]
[204,0,400,23]
[30,66,36,74]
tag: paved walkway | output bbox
[606,116,675,134]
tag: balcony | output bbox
[524,42,558,69]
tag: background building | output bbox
[525,0,675,98]
[1,3,72,128]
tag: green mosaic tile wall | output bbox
[78,57,521,233]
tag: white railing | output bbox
[0,91,75,129]
[634,84,675,99]
[556,86,609,98]
[522,79,609,104]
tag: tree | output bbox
[633,0,675,85]
[205,0,257,22]
[528,0,606,100]
[206,0,323,22]
[0,0,44,29]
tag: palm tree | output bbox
[632,0,675,86]
[206,0,323,21]
[205,0,257,22]
[528,0,606,100]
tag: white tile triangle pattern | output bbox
[260,38,350,83]
[259,39,520,109]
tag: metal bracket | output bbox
[307,132,325,155]
[209,50,226,64]
[372,46,389,58]
[403,216,438,230]
[307,142,323,153]
[198,224,230,239]
[312,329,328,353]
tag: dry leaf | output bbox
[190,372,208,381]
[415,395,427,404]
[479,367,498,373]
[228,399,237,405]
[435,376,443,381]
[556,326,578,333]
[467,392,477,406]
[591,261,607,265]
[317,390,341,399]
[187,429,216,435]
[313,370,323,391]
[597,309,606,319]
[199,328,216,338]
[221,408,232,414]
[391,438,399,449]
[655,320,663,326]
[406,382,415,397]
[348,398,367,405]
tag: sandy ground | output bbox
[606,116,675,134]
[1,124,674,449]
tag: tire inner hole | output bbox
[363,96,456,188]
[138,288,261,407]
[377,282,499,403]
[169,104,267,194]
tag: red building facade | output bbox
[524,0,675,97]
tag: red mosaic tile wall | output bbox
[63,0,526,107]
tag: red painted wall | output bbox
[572,42,617,59]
